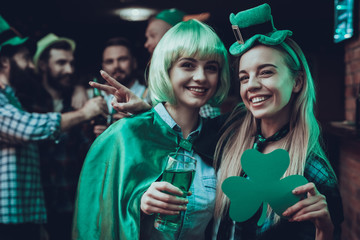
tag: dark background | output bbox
[1,0,346,122]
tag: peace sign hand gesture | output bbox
[89,70,151,114]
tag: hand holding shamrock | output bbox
[283,182,334,240]
[222,149,334,240]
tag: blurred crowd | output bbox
[0,8,239,240]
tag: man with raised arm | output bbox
[0,16,107,240]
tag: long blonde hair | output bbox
[214,39,334,221]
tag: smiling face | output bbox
[169,57,219,111]
[239,45,301,123]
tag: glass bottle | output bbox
[92,77,108,126]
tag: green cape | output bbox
[72,108,220,239]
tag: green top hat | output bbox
[229,4,293,57]
[0,15,29,52]
[155,8,186,26]
[33,33,76,72]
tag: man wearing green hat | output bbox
[32,33,108,240]
[34,33,77,103]
[0,15,108,240]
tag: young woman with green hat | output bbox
[73,19,230,239]
[89,4,343,239]
[212,3,343,240]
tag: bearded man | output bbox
[31,33,109,240]
[0,17,107,240]
[89,37,148,137]
[34,33,78,112]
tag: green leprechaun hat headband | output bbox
[229,4,300,67]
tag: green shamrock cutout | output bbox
[222,149,308,226]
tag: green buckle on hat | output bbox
[232,25,244,45]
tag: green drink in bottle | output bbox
[92,77,108,126]
[154,153,196,232]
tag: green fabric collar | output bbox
[73,108,218,239]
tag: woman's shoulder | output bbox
[304,154,344,232]
[91,109,155,143]
[304,154,338,188]
[101,108,177,143]
[111,108,156,128]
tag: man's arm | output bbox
[0,91,107,143]
[60,96,108,131]
[0,92,61,144]
[71,85,89,110]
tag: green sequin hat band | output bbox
[229,4,300,68]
